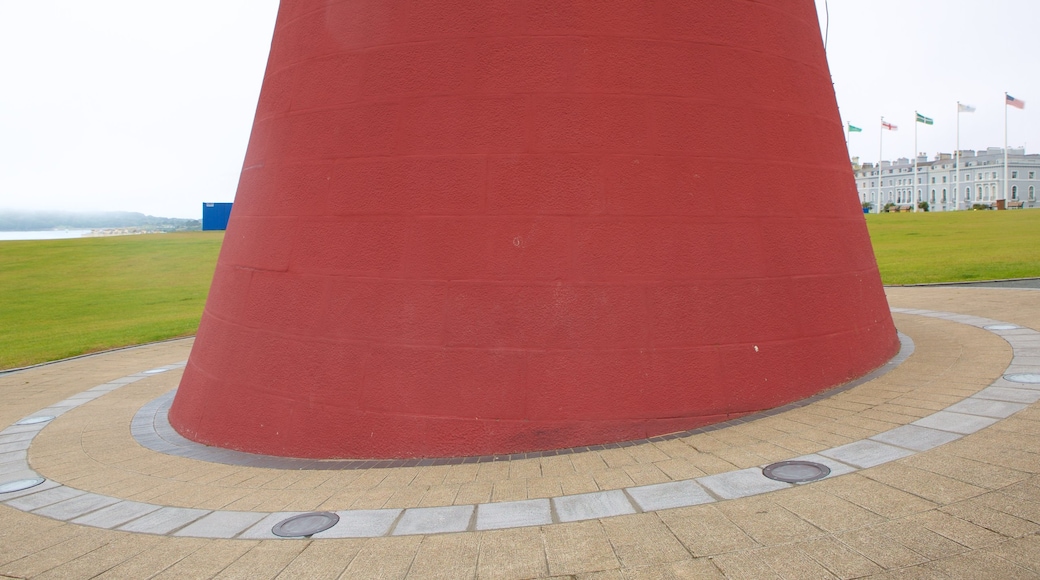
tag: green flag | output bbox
[916,113,934,125]
[848,124,862,132]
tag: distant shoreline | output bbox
[0,228,196,241]
[0,229,92,241]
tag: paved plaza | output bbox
[3,287,1040,578]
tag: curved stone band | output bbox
[1,309,1038,539]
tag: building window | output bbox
[942,189,947,202]
[1012,185,1019,200]
[1030,171,1036,179]
[1030,186,1035,200]
[965,187,971,200]
[1012,171,1019,179]
[931,177,936,184]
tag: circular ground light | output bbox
[15,416,54,426]
[0,478,45,494]
[1005,374,1040,384]
[985,324,1020,331]
[272,512,340,538]
[762,461,831,483]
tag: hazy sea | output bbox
[0,230,92,241]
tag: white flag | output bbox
[958,103,976,113]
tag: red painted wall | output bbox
[170,0,900,459]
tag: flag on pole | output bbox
[1007,94,1026,109]
[848,124,862,132]
[882,121,898,131]
[916,113,934,125]
[958,103,976,113]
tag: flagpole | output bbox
[956,102,961,211]
[914,112,919,212]
[1004,92,1009,207]
[878,117,884,213]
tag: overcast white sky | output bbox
[0,1,1037,219]
[818,0,1040,166]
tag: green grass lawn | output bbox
[865,209,1040,285]
[0,232,223,370]
[2,210,1039,371]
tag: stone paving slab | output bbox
[6,486,85,511]
[392,505,473,535]
[870,424,963,452]
[0,460,33,476]
[698,467,792,499]
[32,493,119,520]
[913,411,1001,434]
[314,509,401,538]
[173,511,265,538]
[625,479,715,511]
[0,432,37,444]
[975,386,1040,404]
[0,451,27,465]
[71,500,161,529]
[553,490,636,522]
[947,398,1028,418]
[117,506,209,534]
[0,479,57,501]
[4,289,1040,577]
[821,440,915,469]
[0,441,32,454]
[475,499,552,530]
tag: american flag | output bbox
[881,121,898,131]
[1007,94,1026,110]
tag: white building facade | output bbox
[853,147,1040,211]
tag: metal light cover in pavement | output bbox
[272,512,340,537]
[0,478,46,494]
[1005,374,1040,384]
[762,461,831,483]
[15,416,54,426]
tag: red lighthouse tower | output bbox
[169,0,899,459]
